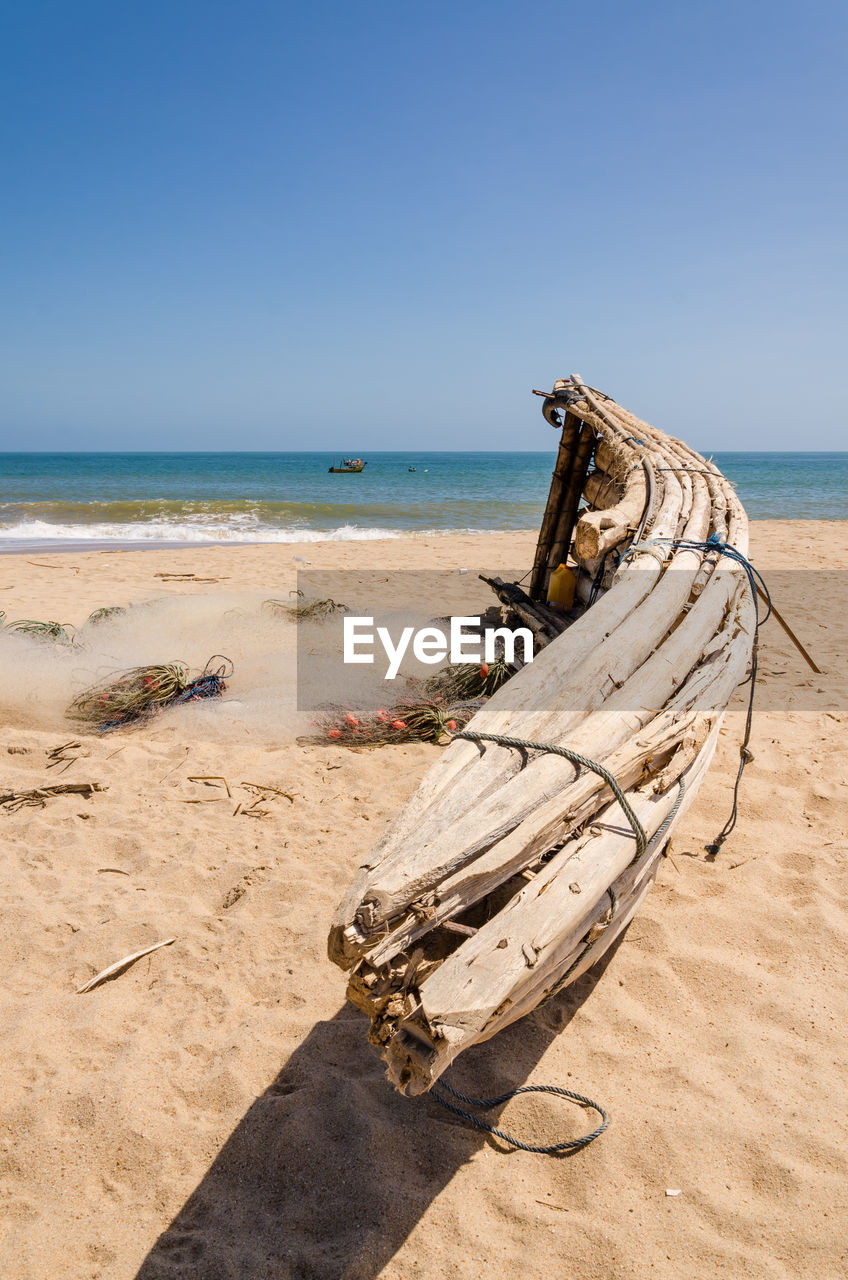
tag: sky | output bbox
[0,0,845,451]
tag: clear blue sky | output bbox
[0,1,845,450]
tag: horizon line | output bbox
[1,448,846,457]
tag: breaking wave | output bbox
[0,517,488,547]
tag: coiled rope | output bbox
[431,1079,609,1155]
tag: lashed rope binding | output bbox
[455,730,648,861]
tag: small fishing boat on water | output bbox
[329,373,760,1096]
[329,457,367,473]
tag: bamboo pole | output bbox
[543,422,596,592]
[528,410,582,600]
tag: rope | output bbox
[622,535,771,857]
[202,654,235,679]
[431,1079,609,1155]
[540,888,618,1008]
[455,730,647,861]
[587,547,616,606]
[169,674,227,704]
[652,775,687,846]
[170,654,234,706]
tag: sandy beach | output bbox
[1,521,845,1280]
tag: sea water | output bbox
[0,451,845,548]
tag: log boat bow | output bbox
[328,376,755,1095]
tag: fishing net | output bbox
[67,656,234,732]
[313,648,517,748]
[85,606,127,626]
[4,618,76,644]
[423,653,516,700]
[262,595,348,620]
[318,697,485,746]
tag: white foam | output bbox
[0,519,490,546]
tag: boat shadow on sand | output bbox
[134,940,624,1280]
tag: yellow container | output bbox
[547,563,576,609]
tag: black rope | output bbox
[431,1079,609,1155]
[455,730,647,860]
[625,534,771,857]
[202,654,235,679]
[587,547,614,607]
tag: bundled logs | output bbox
[328,376,755,1095]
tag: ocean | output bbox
[0,451,845,549]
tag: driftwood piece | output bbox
[1,782,105,812]
[574,458,646,561]
[328,375,754,1094]
[76,937,176,993]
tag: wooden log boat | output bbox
[328,375,755,1096]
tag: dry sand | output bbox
[0,523,845,1280]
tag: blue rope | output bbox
[628,533,772,629]
[170,674,227,704]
